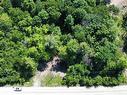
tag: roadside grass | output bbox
[23,78,33,87]
[41,73,63,87]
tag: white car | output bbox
[14,87,22,92]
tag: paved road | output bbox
[1,86,127,95]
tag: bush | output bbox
[108,5,120,15]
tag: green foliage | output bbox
[63,64,90,86]
[64,15,74,31]
[32,16,41,26]
[73,0,88,8]
[14,57,36,79]
[73,25,86,42]
[0,58,21,86]
[108,5,120,15]
[0,0,12,11]
[0,38,37,83]
[63,63,127,87]
[66,39,79,55]
[8,8,30,23]
[35,0,44,13]
[0,13,12,31]
[38,9,49,23]
[123,13,127,53]
[41,73,63,87]
[73,8,86,23]
[0,0,126,87]
[21,0,36,14]
[47,6,61,23]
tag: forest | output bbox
[0,0,127,87]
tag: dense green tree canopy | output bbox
[0,0,127,86]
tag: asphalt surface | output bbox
[0,86,127,95]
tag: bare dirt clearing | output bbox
[111,0,127,10]
[33,57,66,87]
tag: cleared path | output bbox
[33,56,66,87]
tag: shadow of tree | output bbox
[37,57,67,73]
[52,62,67,73]
[37,61,47,71]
